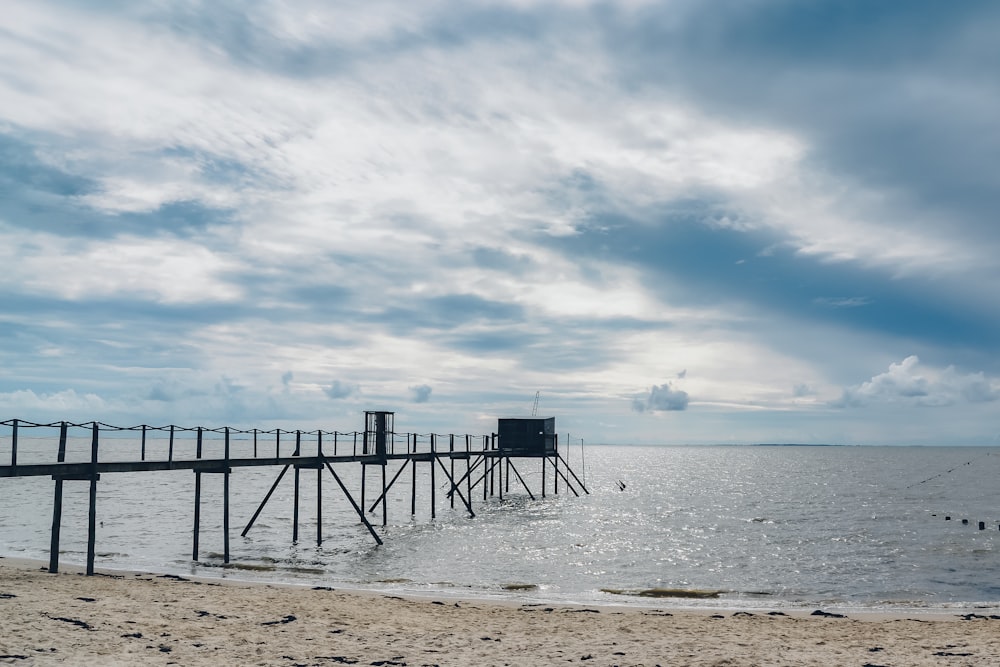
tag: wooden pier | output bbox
[0,415,588,576]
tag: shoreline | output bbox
[5,558,1000,665]
[6,552,999,621]
[4,554,997,621]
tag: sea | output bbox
[3,431,1000,613]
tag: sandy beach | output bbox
[2,558,999,666]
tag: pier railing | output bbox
[1,419,494,472]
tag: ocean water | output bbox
[3,431,1000,612]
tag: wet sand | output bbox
[2,558,1000,666]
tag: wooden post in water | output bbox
[293,430,301,543]
[48,421,69,573]
[316,431,323,546]
[86,422,99,576]
[465,435,472,506]
[193,427,203,561]
[541,456,546,498]
[430,434,436,519]
[381,462,388,526]
[168,425,174,466]
[449,434,455,509]
[360,463,367,519]
[223,427,230,564]
[10,418,17,471]
[140,424,146,461]
[554,453,559,494]
[411,437,417,516]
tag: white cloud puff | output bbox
[632,382,690,412]
[837,356,998,408]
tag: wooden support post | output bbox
[317,432,323,546]
[48,422,68,574]
[253,429,258,457]
[193,427,203,561]
[381,463,387,527]
[411,453,417,515]
[430,434,436,519]
[223,428,230,564]
[275,429,281,458]
[86,422,99,576]
[449,434,455,509]
[293,431,301,543]
[140,425,146,461]
[554,454,558,494]
[168,425,174,466]
[465,435,471,504]
[505,458,510,494]
[541,456,546,498]
[360,464,367,517]
[10,418,17,470]
[293,469,300,542]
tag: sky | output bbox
[1,0,999,445]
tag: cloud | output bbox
[408,384,432,403]
[632,382,689,412]
[837,355,999,408]
[323,380,356,400]
[0,388,107,415]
